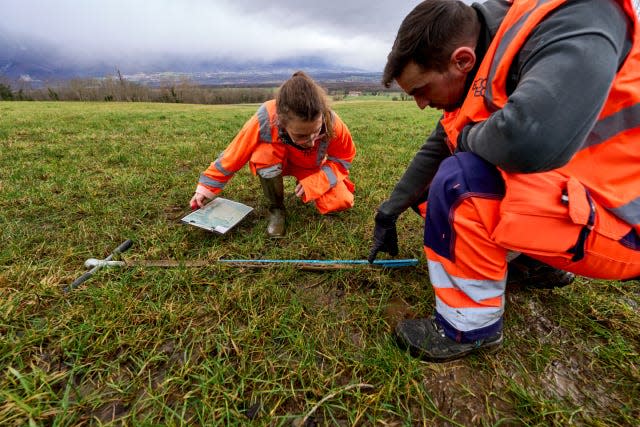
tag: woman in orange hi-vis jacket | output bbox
[189,71,356,237]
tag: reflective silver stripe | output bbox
[199,174,226,189]
[257,163,282,179]
[486,0,555,109]
[435,297,504,332]
[316,138,330,166]
[322,165,337,188]
[428,260,506,302]
[583,103,640,148]
[257,103,272,143]
[327,156,351,170]
[584,102,640,225]
[429,260,505,330]
[609,196,640,225]
[214,154,233,176]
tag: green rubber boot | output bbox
[259,175,286,238]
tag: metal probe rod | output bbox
[65,239,133,292]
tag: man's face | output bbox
[396,60,468,112]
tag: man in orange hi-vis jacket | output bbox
[369,0,640,362]
[190,71,355,238]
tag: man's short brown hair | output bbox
[382,0,478,87]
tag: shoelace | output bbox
[431,318,447,338]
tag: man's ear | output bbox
[450,47,476,73]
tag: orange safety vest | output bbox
[441,0,640,235]
[197,99,355,201]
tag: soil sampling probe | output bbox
[64,239,133,292]
[66,240,418,291]
[83,257,419,270]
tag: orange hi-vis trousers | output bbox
[424,153,640,343]
[250,140,354,215]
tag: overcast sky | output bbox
[1,0,475,71]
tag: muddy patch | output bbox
[163,205,188,221]
[421,362,509,425]
[507,294,627,417]
[382,295,416,331]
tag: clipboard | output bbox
[181,197,253,234]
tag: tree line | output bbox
[0,75,276,105]
[0,73,397,105]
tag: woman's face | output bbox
[284,115,324,149]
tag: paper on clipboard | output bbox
[181,197,253,234]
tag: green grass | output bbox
[340,93,408,102]
[0,100,638,426]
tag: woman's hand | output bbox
[295,183,305,199]
[189,193,209,210]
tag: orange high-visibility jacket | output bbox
[196,100,355,202]
[442,0,640,235]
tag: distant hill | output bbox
[121,68,383,88]
[0,30,382,87]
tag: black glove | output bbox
[368,211,399,263]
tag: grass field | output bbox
[1,100,639,426]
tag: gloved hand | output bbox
[368,211,399,263]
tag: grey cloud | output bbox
[230,0,416,39]
[231,0,478,36]
[0,0,480,72]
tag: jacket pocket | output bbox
[491,172,591,259]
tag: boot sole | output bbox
[396,333,503,363]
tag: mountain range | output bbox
[0,30,382,87]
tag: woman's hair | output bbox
[382,0,478,87]
[276,71,334,138]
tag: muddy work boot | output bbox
[507,254,575,289]
[259,175,286,238]
[395,316,503,362]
